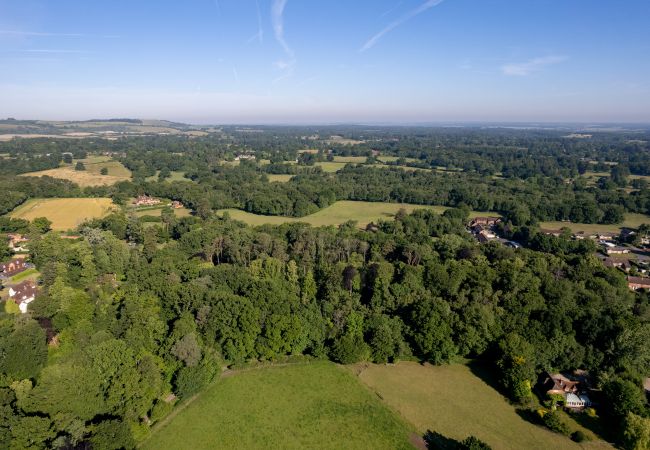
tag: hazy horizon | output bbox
[2,0,649,123]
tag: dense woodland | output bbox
[1,127,650,449]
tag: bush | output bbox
[150,399,174,422]
[541,411,571,436]
[571,430,587,443]
[458,435,493,449]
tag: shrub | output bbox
[458,435,493,449]
[541,411,571,436]
[571,430,587,443]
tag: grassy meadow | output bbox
[540,213,650,234]
[218,201,454,228]
[142,362,414,450]
[9,198,115,230]
[145,171,190,182]
[352,362,612,450]
[20,156,131,187]
[132,206,193,218]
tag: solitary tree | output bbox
[75,162,85,171]
[100,167,108,175]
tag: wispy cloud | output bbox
[271,0,295,77]
[501,56,567,76]
[233,66,240,84]
[360,0,445,52]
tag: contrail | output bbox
[360,0,445,52]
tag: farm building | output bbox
[469,217,501,227]
[8,280,38,313]
[170,200,184,209]
[133,195,161,207]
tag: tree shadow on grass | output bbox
[514,407,542,427]
[466,360,510,398]
[423,430,460,450]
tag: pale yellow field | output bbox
[218,201,495,228]
[267,174,294,183]
[332,156,368,163]
[21,157,131,187]
[9,198,116,230]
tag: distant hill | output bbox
[0,118,206,140]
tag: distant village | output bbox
[467,216,650,291]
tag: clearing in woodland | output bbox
[9,198,115,230]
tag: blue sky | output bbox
[1,0,649,123]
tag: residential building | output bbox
[628,276,650,291]
[0,258,30,278]
[8,281,38,314]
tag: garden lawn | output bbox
[142,362,414,450]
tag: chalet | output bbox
[607,246,630,255]
[0,258,30,278]
[133,195,161,207]
[628,276,650,291]
[469,217,501,227]
[8,281,38,314]
[7,233,29,251]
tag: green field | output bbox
[218,201,475,228]
[145,171,190,182]
[9,198,115,230]
[540,213,650,234]
[142,362,414,450]
[132,206,193,218]
[353,362,612,450]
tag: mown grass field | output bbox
[352,362,612,450]
[218,201,470,228]
[9,198,115,230]
[21,156,131,187]
[142,362,414,450]
[540,213,650,234]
